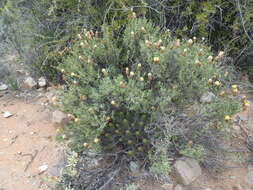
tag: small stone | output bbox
[52,110,68,126]
[38,77,47,88]
[174,184,186,190]
[0,84,8,91]
[3,111,13,118]
[129,161,140,173]
[23,77,37,89]
[173,157,202,185]
[161,183,173,190]
[245,171,253,184]
[232,184,243,190]
[38,164,48,174]
[200,92,216,103]
[229,175,236,180]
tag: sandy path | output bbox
[0,94,64,190]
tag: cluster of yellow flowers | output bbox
[241,95,250,110]
[231,85,238,95]
[208,79,221,87]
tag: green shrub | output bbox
[57,16,240,155]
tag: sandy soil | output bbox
[0,93,65,190]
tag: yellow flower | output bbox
[214,81,221,86]
[129,72,135,78]
[139,77,144,82]
[224,115,231,121]
[219,91,225,96]
[207,56,213,64]
[111,100,116,106]
[83,143,89,148]
[94,138,100,143]
[148,73,152,81]
[56,128,60,133]
[208,79,213,84]
[187,39,193,46]
[232,88,238,94]
[243,100,250,107]
[231,85,237,89]
[74,118,80,123]
[153,57,160,63]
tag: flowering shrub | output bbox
[56,16,241,160]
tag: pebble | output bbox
[3,111,13,118]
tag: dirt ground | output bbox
[0,93,65,190]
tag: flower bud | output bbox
[93,44,97,50]
[79,56,84,61]
[208,79,213,84]
[130,31,135,38]
[83,143,89,148]
[198,49,204,56]
[148,73,152,80]
[153,57,160,64]
[160,46,165,53]
[119,81,126,88]
[145,40,152,47]
[74,118,80,123]
[137,63,142,71]
[77,34,82,39]
[102,68,108,76]
[231,85,238,89]
[214,81,221,87]
[207,56,213,64]
[224,115,231,121]
[111,100,116,106]
[140,27,146,33]
[125,67,129,75]
[94,138,100,143]
[219,91,225,97]
[187,39,193,46]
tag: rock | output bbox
[229,175,236,180]
[3,111,13,118]
[23,77,37,89]
[174,184,186,190]
[161,183,173,190]
[245,171,253,184]
[38,77,47,88]
[200,92,216,103]
[173,157,202,185]
[129,161,140,173]
[38,164,48,174]
[52,110,68,126]
[232,184,243,190]
[0,84,8,91]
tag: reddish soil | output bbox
[0,94,64,190]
